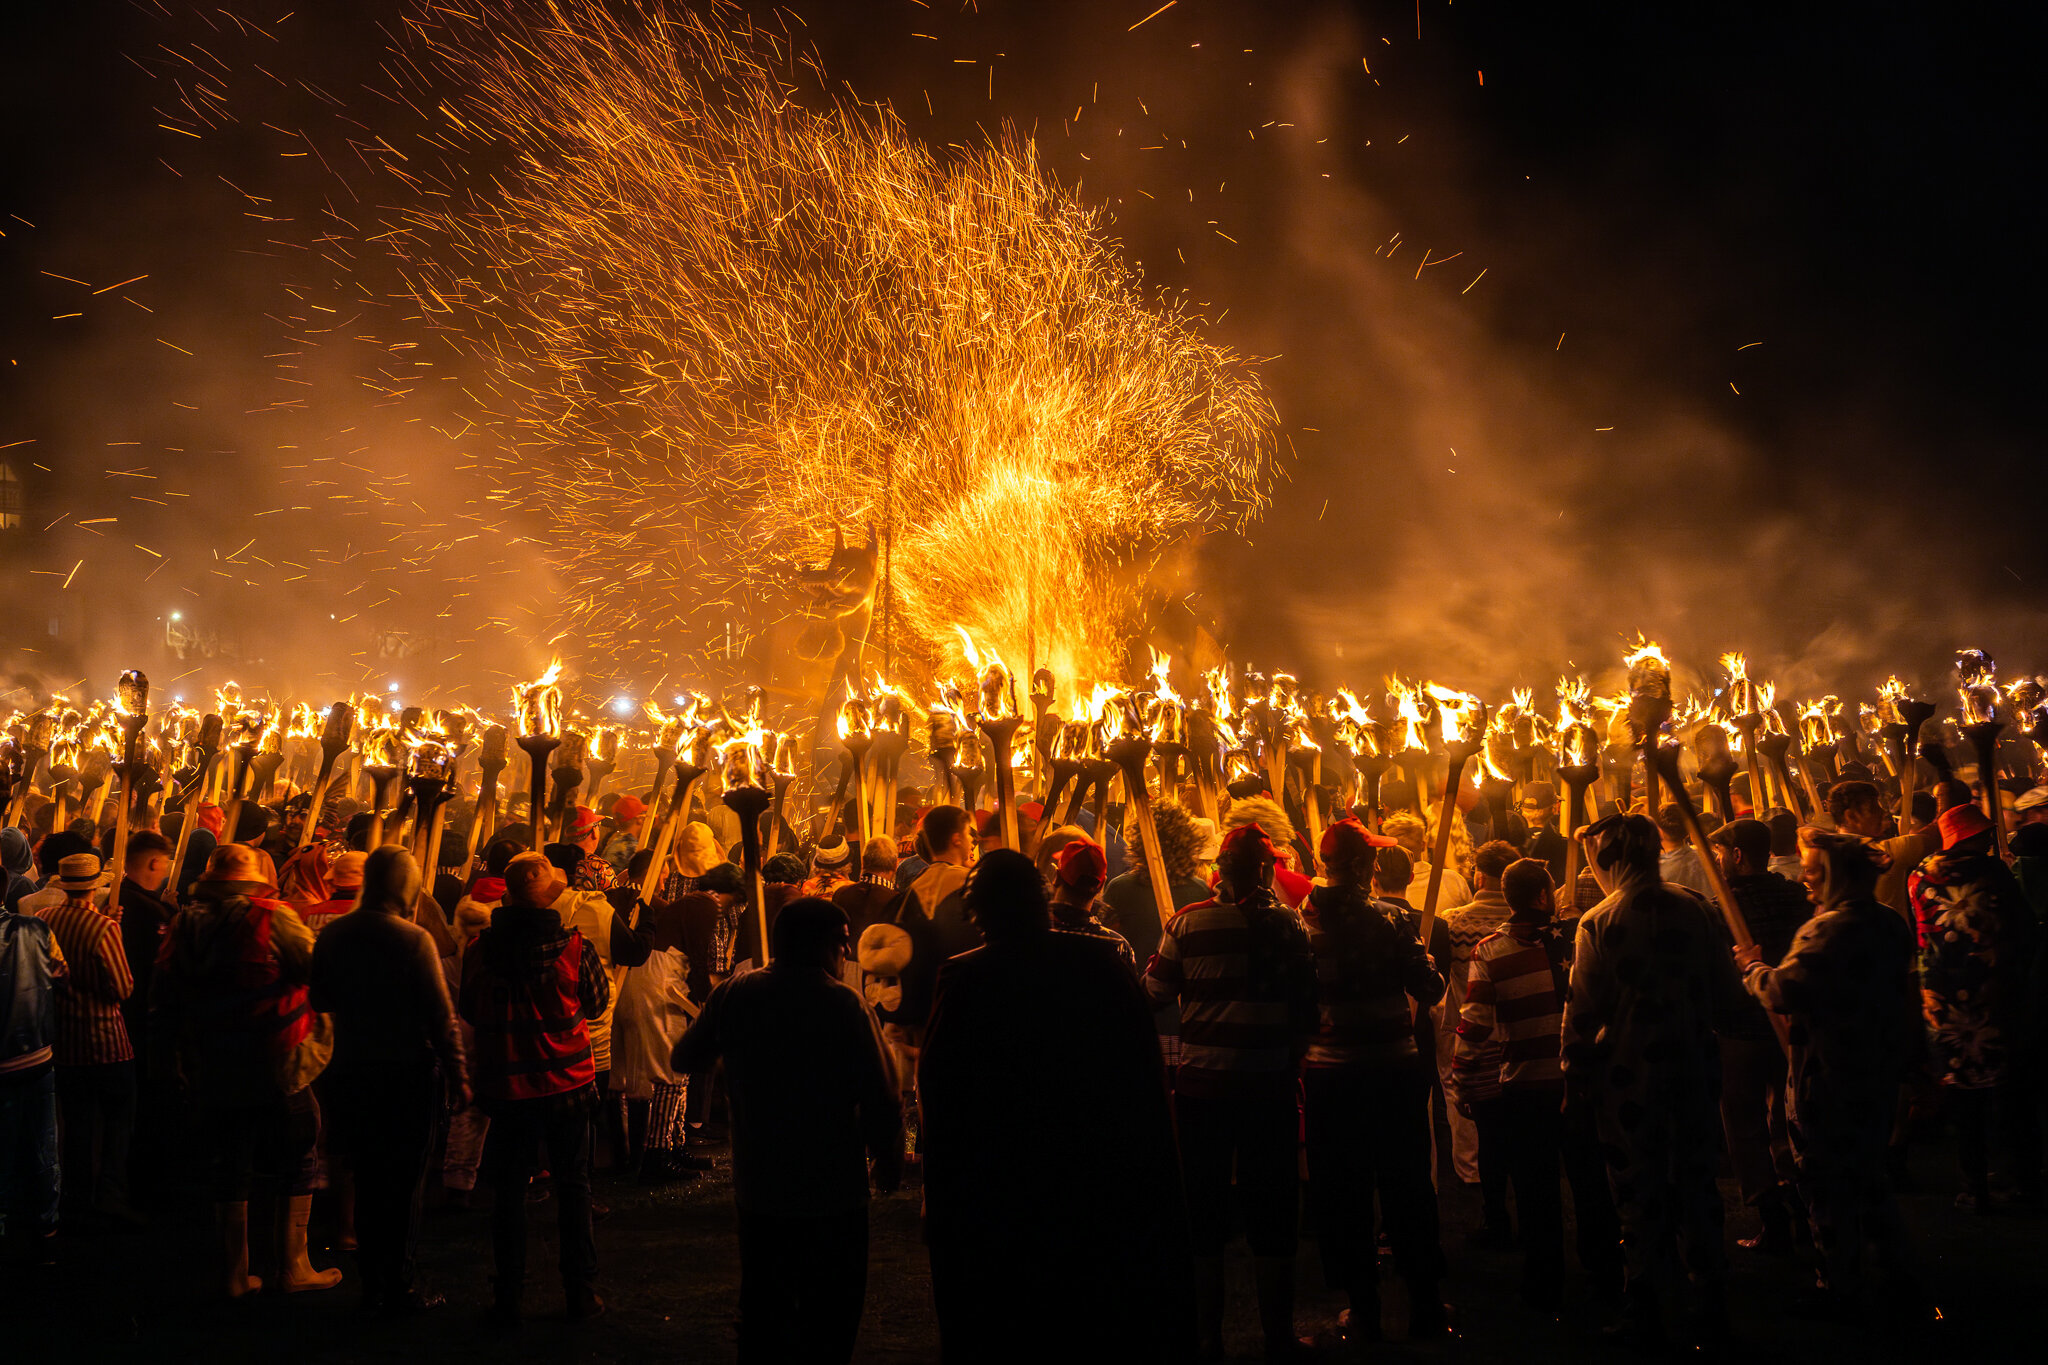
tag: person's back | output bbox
[1566,879,1739,1100]
[0,904,63,1081]
[155,871,319,1107]
[679,958,897,1216]
[1561,815,1745,1343]
[456,852,606,1322]
[922,851,1190,1364]
[0,897,65,1251]
[673,896,901,1364]
[311,891,461,1073]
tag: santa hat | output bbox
[1938,803,1992,849]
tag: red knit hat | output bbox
[1319,815,1396,869]
[1054,838,1108,891]
[1219,822,1279,866]
[1938,802,1992,849]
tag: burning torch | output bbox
[1956,650,2009,860]
[1418,689,1487,948]
[719,731,775,966]
[972,643,1025,852]
[1624,640,1674,815]
[295,702,356,850]
[104,671,151,917]
[1105,700,1178,938]
[166,712,222,882]
[1553,692,1601,898]
[548,727,589,845]
[1648,741,1791,1049]
[513,664,564,853]
[637,723,712,906]
[464,723,510,877]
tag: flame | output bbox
[514,661,565,739]
[1203,666,1236,726]
[1386,678,1430,754]
[1423,682,1483,747]
[1331,689,1379,758]
[1876,675,1908,726]
[1622,637,1670,672]
[1956,649,2000,725]
[1798,696,1840,748]
[1721,650,1761,714]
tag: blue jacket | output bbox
[0,909,65,1077]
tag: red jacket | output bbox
[459,903,605,1103]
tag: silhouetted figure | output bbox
[922,849,1192,1363]
[673,896,902,1364]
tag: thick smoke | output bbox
[3,0,2043,718]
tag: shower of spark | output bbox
[353,0,1277,684]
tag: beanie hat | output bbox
[1938,803,1991,849]
[1054,837,1108,891]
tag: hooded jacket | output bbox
[887,860,975,1035]
[459,899,609,1106]
[1,827,35,913]
[0,905,66,1077]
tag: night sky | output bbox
[3,1,2044,702]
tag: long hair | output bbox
[1797,827,1889,908]
[1217,848,1304,1001]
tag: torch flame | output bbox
[514,661,565,739]
[1955,649,2000,725]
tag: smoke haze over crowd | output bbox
[3,1,2043,710]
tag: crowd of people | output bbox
[1,742,2043,1362]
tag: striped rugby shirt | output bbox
[1302,888,1445,1069]
[1144,892,1317,1099]
[1450,919,1569,1103]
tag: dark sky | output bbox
[3,0,2044,701]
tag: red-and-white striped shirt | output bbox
[40,897,134,1067]
[1450,920,1567,1102]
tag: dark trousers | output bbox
[1496,1089,1625,1303]
[736,1207,869,1364]
[207,1087,321,1201]
[56,1060,134,1214]
[0,1068,60,1236]
[1470,1095,1512,1232]
[1176,1088,1300,1258]
[1952,1083,2043,1199]
[1302,1061,1442,1293]
[484,1097,597,1299]
[1559,1095,1624,1291]
[1719,1034,1797,1214]
[325,1063,437,1299]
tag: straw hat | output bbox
[55,852,104,893]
